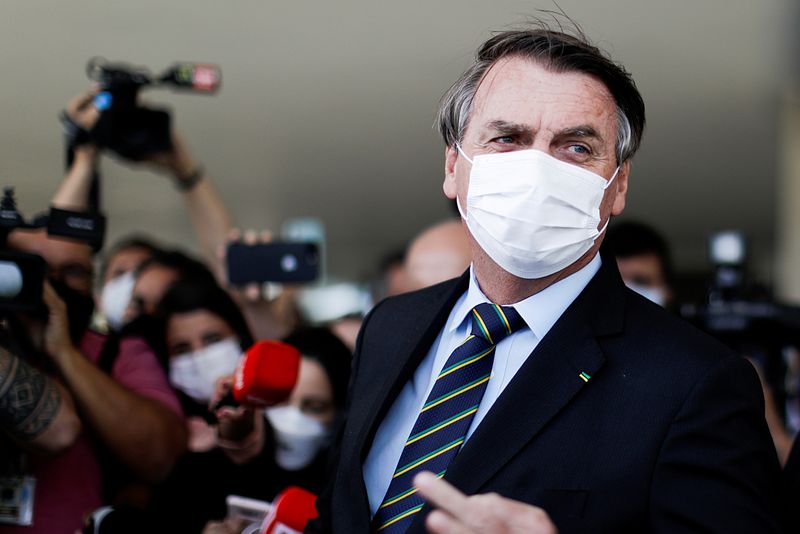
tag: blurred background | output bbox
[2,0,799,299]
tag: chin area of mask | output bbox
[100,271,136,330]
[168,338,242,403]
[265,405,329,471]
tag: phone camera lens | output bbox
[281,254,298,272]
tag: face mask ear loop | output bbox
[455,196,468,222]
[455,143,473,164]
[454,144,472,222]
[603,165,621,190]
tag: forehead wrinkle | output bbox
[464,57,519,138]
[465,56,618,146]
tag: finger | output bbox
[215,406,242,420]
[41,281,63,311]
[243,283,261,302]
[414,472,471,518]
[426,509,472,534]
[227,228,242,242]
[66,91,97,115]
[259,229,273,243]
[79,106,101,128]
[243,229,258,245]
[210,375,234,407]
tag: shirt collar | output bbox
[447,254,602,340]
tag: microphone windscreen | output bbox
[233,340,301,407]
[260,486,318,534]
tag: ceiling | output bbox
[1,0,795,282]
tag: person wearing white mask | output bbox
[145,278,255,532]
[96,236,161,331]
[148,277,352,532]
[604,221,674,309]
[309,23,780,534]
[265,327,352,475]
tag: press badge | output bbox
[0,476,35,526]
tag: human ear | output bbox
[443,146,458,200]
[611,160,630,216]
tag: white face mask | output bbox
[168,338,242,403]
[456,147,618,279]
[100,271,136,330]
[265,405,329,471]
[626,282,667,307]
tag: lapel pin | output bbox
[579,371,591,383]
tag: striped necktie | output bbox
[371,302,525,533]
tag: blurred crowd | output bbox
[0,85,798,534]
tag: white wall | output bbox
[0,0,794,282]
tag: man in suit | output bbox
[308,25,781,533]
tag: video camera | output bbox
[63,58,221,161]
[681,230,800,414]
[680,231,800,340]
[0,188,105,313]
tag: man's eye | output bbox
[490,136,516,144]
[567,144,590,154]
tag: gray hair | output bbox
[436,27,645,163]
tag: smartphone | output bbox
[225,494,273,523]
[227,242,319,284]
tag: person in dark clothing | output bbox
[147,278,351,532]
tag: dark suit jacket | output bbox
[308,255,781,533]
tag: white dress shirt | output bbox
[362,254,602,515]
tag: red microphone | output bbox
[210,340,300,416]
[259,487,318,534]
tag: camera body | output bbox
[0,189,46,312]
[0,188,106,313]
[84,58,221,160]
[680,230,800,423]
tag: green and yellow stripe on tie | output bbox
[472,309,493,344]
[491,304,513,335]
[406,405,479,446]
[438,347,494,379]
[375,503,425,531]
[393,437,465,478]
[420,374,492,413]
[379,470,446,510]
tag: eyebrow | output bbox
[485,120,533,136]
[554,125,605,144]
[483,121,606,145]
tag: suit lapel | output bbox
[406,252,626,533]
[350,273,470,464]
[442,318,605,496]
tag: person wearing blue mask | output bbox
[308,21,780,534]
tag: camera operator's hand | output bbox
[66,90,101,132]
[41,281,76,363]
[145,130,200,183]
[64,91,100,160]
[52,90,102,212]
